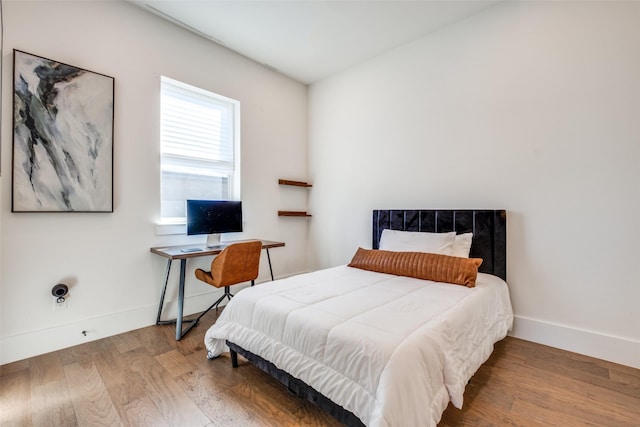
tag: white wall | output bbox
[0,0,308,364]
[308,1,640,368]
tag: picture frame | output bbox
[12,50,114,212]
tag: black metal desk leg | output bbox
[176,259,186,341]
[156,260,173,325]
[266,248,274,281]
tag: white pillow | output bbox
[451,232,473,258]
[379,229,456,255]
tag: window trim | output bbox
[157,77,241,233]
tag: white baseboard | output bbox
[0,288,229,365]
[6,301,637,370]
[0,273,307,365]
[510,315,640,369]
[0,305,155,365]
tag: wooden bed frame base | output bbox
[227,341,365,427]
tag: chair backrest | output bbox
[210,240,262,287]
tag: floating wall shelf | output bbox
[278,179,312,188]
[278,211,312,217]
[278,179,312,218]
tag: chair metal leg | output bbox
[194,286,233,324]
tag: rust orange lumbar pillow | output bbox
[348,247,483,287]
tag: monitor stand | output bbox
[206,233,222,248]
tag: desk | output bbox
[151,239,285,340]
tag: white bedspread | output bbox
[205,266,513,427]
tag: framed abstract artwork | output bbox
[12,50,114,212]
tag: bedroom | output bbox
[0,0,638,425]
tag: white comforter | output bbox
[205,266,513,427]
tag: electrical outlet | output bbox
[53,298,68,311]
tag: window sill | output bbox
[156,220,186,236]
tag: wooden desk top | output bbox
[150,239,285,260]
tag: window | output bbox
[160,76,240,224]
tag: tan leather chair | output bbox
[194,240,262,322]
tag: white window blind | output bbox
[160,76,240,222]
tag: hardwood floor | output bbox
[1,308,638,426]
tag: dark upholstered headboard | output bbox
[372,210,506,280]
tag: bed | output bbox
[204,209,512,426]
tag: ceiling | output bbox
[132,0,501,84]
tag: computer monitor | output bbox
[186,200,243,247]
